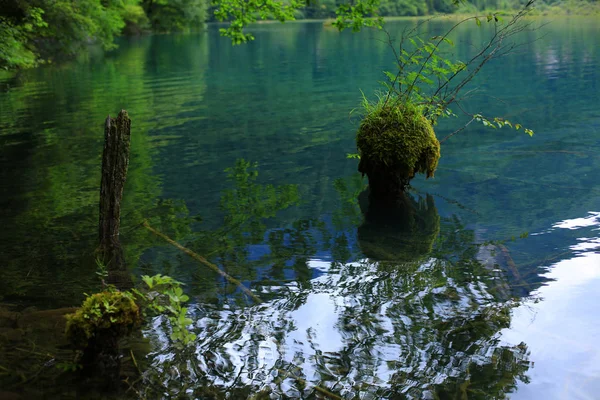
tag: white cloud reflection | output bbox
[503,213,600,400]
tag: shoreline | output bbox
[213,11,600,27]
[2,12,596,74]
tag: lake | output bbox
[0,16,599,399]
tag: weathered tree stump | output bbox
[356,102,440,203]
[98,110,133,290]
[358,160,413,202]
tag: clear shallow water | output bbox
[0,17,599,399]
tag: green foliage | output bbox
[0,0,203,68]
[65,289,141,348]
[333,0,384,32]
[474,113,534,136]
[136,274,197,346]
[0,0,130,67]
[120,1,150,34]
[66,269,196,350]
[357,97,441,181]
[32,0,127,54]
[220,159,300,236]
[372,8,536,142]
[382,34,468,121]
[0,6,47,69]
[142,0,206,32]
[213,0,305,44]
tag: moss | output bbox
[357,99,440,193]
[65,290,141,349]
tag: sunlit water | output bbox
[0,16,599,399]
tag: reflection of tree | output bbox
[141,184,530,399]
[145,159,304,300]
[358,190,440,264]
[0,34,210,308]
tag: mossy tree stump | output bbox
[357,102,440,201]
[65,291,141,384]
[98,110,133,289]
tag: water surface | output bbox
[0,17,599,399]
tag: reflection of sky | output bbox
[553,212,600,230]
[503,212,600,399]
[143,254,512,398]
[144,209,600,398]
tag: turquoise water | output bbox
[0,17,599,398]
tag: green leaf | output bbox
[383,71,396,81]
[142,275,154,289]
[475,17,481,27]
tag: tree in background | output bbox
[0,0,203,69]
[0,0,146,68]
[1,0,599,68]
[141,0,206,32]
[0,3,46,69]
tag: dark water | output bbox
[1,17,599,399]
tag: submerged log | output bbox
[98,110,133,290]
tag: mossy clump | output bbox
[65,290,141,349]
[357,100,440,195]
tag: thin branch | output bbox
[143,221,263,304]
[439,117,475,144]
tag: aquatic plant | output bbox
[357,98,440,197]
[136,274,197,346]
[64,272,197,376]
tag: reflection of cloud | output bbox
[503,208,600,399]
[502,252,600,400]
[552,212,600,230]
[287,293,342,354]
[535,48,565,80]
[146,256,528,398]
[571,237,600,252]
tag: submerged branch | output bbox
[142,221,263,304]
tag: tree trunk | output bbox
[98,110,133,290]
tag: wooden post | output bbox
[99,110,133,289]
